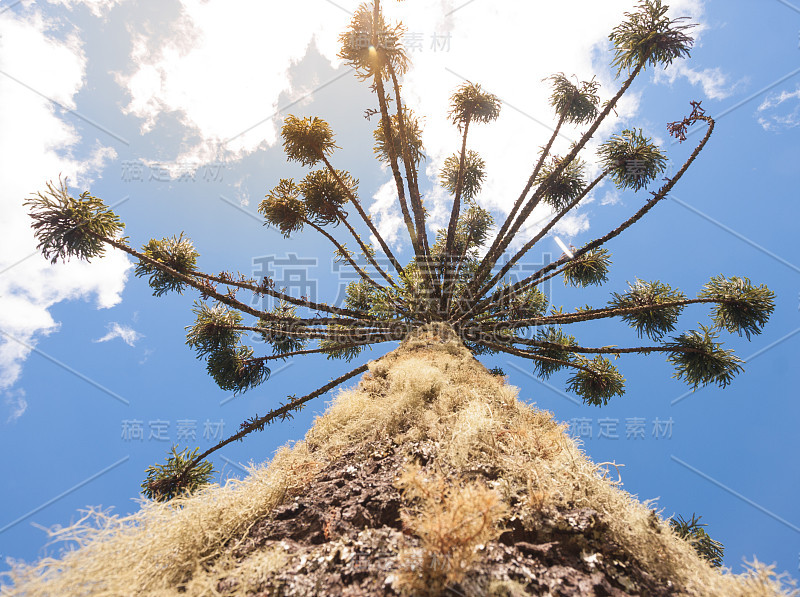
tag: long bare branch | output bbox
[320,154,406,277]
[479,111,567,284]
[470,168,611,306]
[388,63,429,257]
[246,338,394,363]
[370,0,419,260]
[470,62,646,298]
[305,219,412,319]
[471,335,594,374]
[99,234,272,321]
[465,113,714,321]
[153,363,369,499]
[502,335,705,355]
[193,271,370,321]
[336,210,399,289]
[469,297,719,331]
[238,323,409,342]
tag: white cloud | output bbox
[138,347,154,365]
[758,86,800,111]
[4,389,28,423]
[756,86,800,131]
[601,190,623,206]
[554,212,591,239]
[94,322,142,346]
[654,62,735,100]
[0,9,132,392]
[117,1,353,166]
[369,180,405,248]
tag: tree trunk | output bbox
[3,324,786,596]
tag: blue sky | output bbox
[1,0,799,582]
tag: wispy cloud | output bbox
[94,322,142,347]
[601,190,622,206]
[46,0,121,18]
[654,62,739,100]
[138,347,154,365]
[5,388,28,423]
[756,85,800,131]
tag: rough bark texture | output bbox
[217,438,676,596]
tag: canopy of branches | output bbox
[26,0,774,501]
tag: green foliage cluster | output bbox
[563,247,611,288]
[531,327,577,379]
[281,115,338,167]
[186,302,270,393]
[440,150,486,202]
[258,179,305,237]
[25,177,125,264]
[298,169,356,225]
[448,81,501,128]
[259,302,308,355]
[548,73,601,125]
[566,355,626,407]
[134,233,199,296]
[374,107,425,166]
[536,156,586,210]
[141,446,215,502]
[598,128,668,191]
[609,0,694,75]
[670,513,725,567]
[700,275,775,340]
[609,279,687,340]
[666,325,744,389]
[337,3,409,79]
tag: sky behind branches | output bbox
[1,0,799,580]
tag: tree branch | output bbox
[194,271,370,321]
[320,154,406,278]
[152,363,369,500]
[466,167,610,312]
[471,61,646,297]
[467,113,714,320]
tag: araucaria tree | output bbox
[27,0,774,503]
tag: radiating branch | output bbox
[148,363,369,501]
[469,110,714,320]
[320,154,406,278]
[469,168,611,310]
[194,271,370,321]
[472,61,646,296]
[477,111,567,288]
